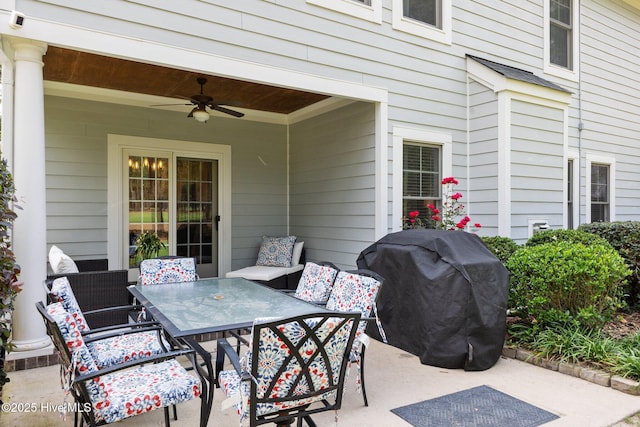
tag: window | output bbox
[590,163,609,222]
[403,143,441,220]
[392,0,451,44]
[403,0,439,28]
[550,0,572,69]
[544,0,578,80]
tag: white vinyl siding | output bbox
[289,103,376,270]
[467,80,499,234]
[510,100,565,242]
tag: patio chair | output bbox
[36,301,205,427]
[325,269,386,407]
[138,256,199,285]
[291,261,339,304]
[45,276,171,368]
[217,312,360,427]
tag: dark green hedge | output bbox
[579,222,640,308]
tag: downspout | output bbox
[0,36,15,170]
[576,0,583,226]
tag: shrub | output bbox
[506,240,630,329]
[525,228,612,249]
[579,222,640,308]
[481,236,520,265]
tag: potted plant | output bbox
[135,231,166,262]
[0,156,22,397]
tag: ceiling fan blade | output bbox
[211,104,245,118]
[187,106,198,118]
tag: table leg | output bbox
[184,337,214,427]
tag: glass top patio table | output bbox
[128,277,328,338]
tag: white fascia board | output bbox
[4,13,387,105]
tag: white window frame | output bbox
[107,135,232,278]
[393,126,452,231]
[586,153,615,223]
[544,0,579,81]
[392,0,452,45]
[307,0,382,23]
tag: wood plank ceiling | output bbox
[43,46,330,115]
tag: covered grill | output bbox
[357,229,509,371]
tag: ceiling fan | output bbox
[155,77,244,122]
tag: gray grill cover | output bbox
[357,229,509,371]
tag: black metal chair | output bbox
[217,312,360,427]
[36,301,207,427]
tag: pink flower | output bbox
[474,223,482,228]
[431,208,440,214]
[431,215,441,221]
[442,177,459,185]
[451,192,463,200]
[408,211,420,219]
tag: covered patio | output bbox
[3,338,640,426]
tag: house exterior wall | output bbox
[7,0,640,268]
[290,102,376,269]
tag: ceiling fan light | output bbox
[193,109,210,123]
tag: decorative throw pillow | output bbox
[256,236,296,267]
[48,245,79,274]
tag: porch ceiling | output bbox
[42,46,330,115]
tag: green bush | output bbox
[579,222,640,308]
[481,236,520,265]
[525,228,612,249]
[506,240,630,329]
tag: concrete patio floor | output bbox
[2,338,640,427]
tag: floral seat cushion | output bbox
[86,331,170,369]
[90,359,200,424]
[138,257,198,285]
[294,262,338,303]
[218,316,352,422]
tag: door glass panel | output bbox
[177,158,218,277]
[128,155,170,267]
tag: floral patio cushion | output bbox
[219,316,351,424]
[138,257,198,285]
[325,271,382,347]
[294,262,338,303]
[89,359,201,424]
[87,331,170,369]
[46,303,98,375]
[255,236,296,267]
[49,277,89,332]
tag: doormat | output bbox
[391,385,559,427]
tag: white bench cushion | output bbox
[225,264,304,281]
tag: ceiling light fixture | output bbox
[192,108,210,123]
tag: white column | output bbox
[9,38,50,353]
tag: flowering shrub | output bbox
[403,177,480,231]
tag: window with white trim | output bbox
[403,143,441,226]
[590,163,609,222]
[544,0,578,80]
[392,0,451,44]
